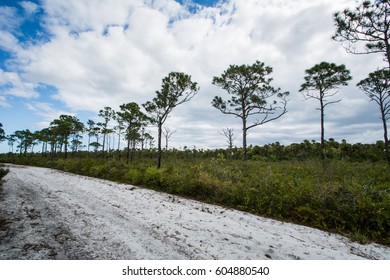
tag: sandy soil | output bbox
[0,164,389,260]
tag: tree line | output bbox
[0,0,389,167]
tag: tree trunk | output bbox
[242,118,247,160]
[126,138,130,164]
[130,141,135,164]
[241,98,248,160]
[380,104,390,166]
[102,134,106,156]
[117,130,121,160]
[320,96,325,161]
[157,121,162,169]
[64,136,68,159]
[385,33,390,70]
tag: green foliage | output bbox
[333,0,390,67]
[124,169,144,185]
[117,103,150,164]
[50,115,84,158]
[357,69,390,102]
[144,166,162,188]
[300,62,352,93]
[144,72,199,123]
[97,107,115,153]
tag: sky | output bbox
[0,0,387,153]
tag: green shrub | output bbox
[183,170,218,199]
[88,163,111,178]
[124,169,144,185]
[144,166,161,189]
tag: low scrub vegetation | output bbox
[1,150,389,246]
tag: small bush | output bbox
[124,169,144,185]
[183,171,218,199]
[144,166,161,189]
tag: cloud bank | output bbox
[0,0,386,149]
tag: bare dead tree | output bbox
[163,127,176,150]
[220,128,236,150]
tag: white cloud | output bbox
[3,0,387,147]
[0,69,38,105]
[25,102,74,126]
[0,6,22,31]
[0,30,22,54]
[0,95,10,108]
[41,0,141,34]
[19,1,40,17]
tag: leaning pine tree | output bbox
[143,72,199,169]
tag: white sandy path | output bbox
[0,164,389,260]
